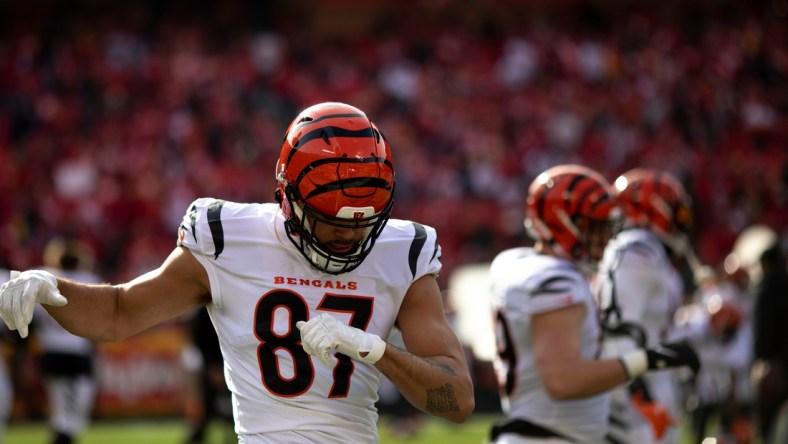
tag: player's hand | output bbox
[0,270,67,338]
[645,341,700,374]
[296,313,386,366]
[620,341,700,378]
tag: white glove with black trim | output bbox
[0,270,67,338]
[619,341,701,379]
[296,313,386,367]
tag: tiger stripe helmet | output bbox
[275,102,395,274]
[524,164,619,266]
[613,168,692,250]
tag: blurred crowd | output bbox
[0,0,785,288]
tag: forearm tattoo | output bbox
[427,359,457,377]
[425,383,460,414]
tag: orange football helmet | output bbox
[524,164,619,268]
[275,102,395,274]
[613,168,692,252]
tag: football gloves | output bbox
[0,270,67,338]
[620,341,700,379]
[297,313,386,366]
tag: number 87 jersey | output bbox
[177,197,442,443]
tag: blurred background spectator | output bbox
[31,237,101,444]
[180,308,234,444]
[751,237,788,444]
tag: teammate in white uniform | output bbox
[0,102,474,443]
[488,165,700,444]
[596,169,696,444]
[32,238,100,444]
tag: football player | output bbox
[0,102,474,443]
[488,165,699,443]
[596,168,698,443]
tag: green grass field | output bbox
[5,414,498,444]
[4,413,739,444]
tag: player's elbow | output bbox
[452,379,477,423]
[444,390,475,423]
[422,378,475,423]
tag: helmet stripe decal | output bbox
[574,180,600,214]
[564,174,585,216]
[535,183,551,223]
[295,156,393,185]
[303,177,392,200]
[295,112,366,129]
[285,127,377,166]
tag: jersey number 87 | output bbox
[254,290,374,398]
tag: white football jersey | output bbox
[489,247,609,443]
[596,228,685,444]
[177,198,441,443]
[597,228,683,346]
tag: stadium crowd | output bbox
[1,0,786,442]
[1,0,785,286]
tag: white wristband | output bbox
[619,349,648,379]
[360,335,387,364]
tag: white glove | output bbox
[0,270,67,338]
[296,313,386,367]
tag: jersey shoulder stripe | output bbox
[178,198,271,262]
[408,223,427,278]
[207,199,226,259]
[375,219,442,281]
[184,203,198,243]
[532,275,575,297]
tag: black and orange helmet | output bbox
[612,168,692,249]
[524,164,619,266]
[275,102,395,274]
